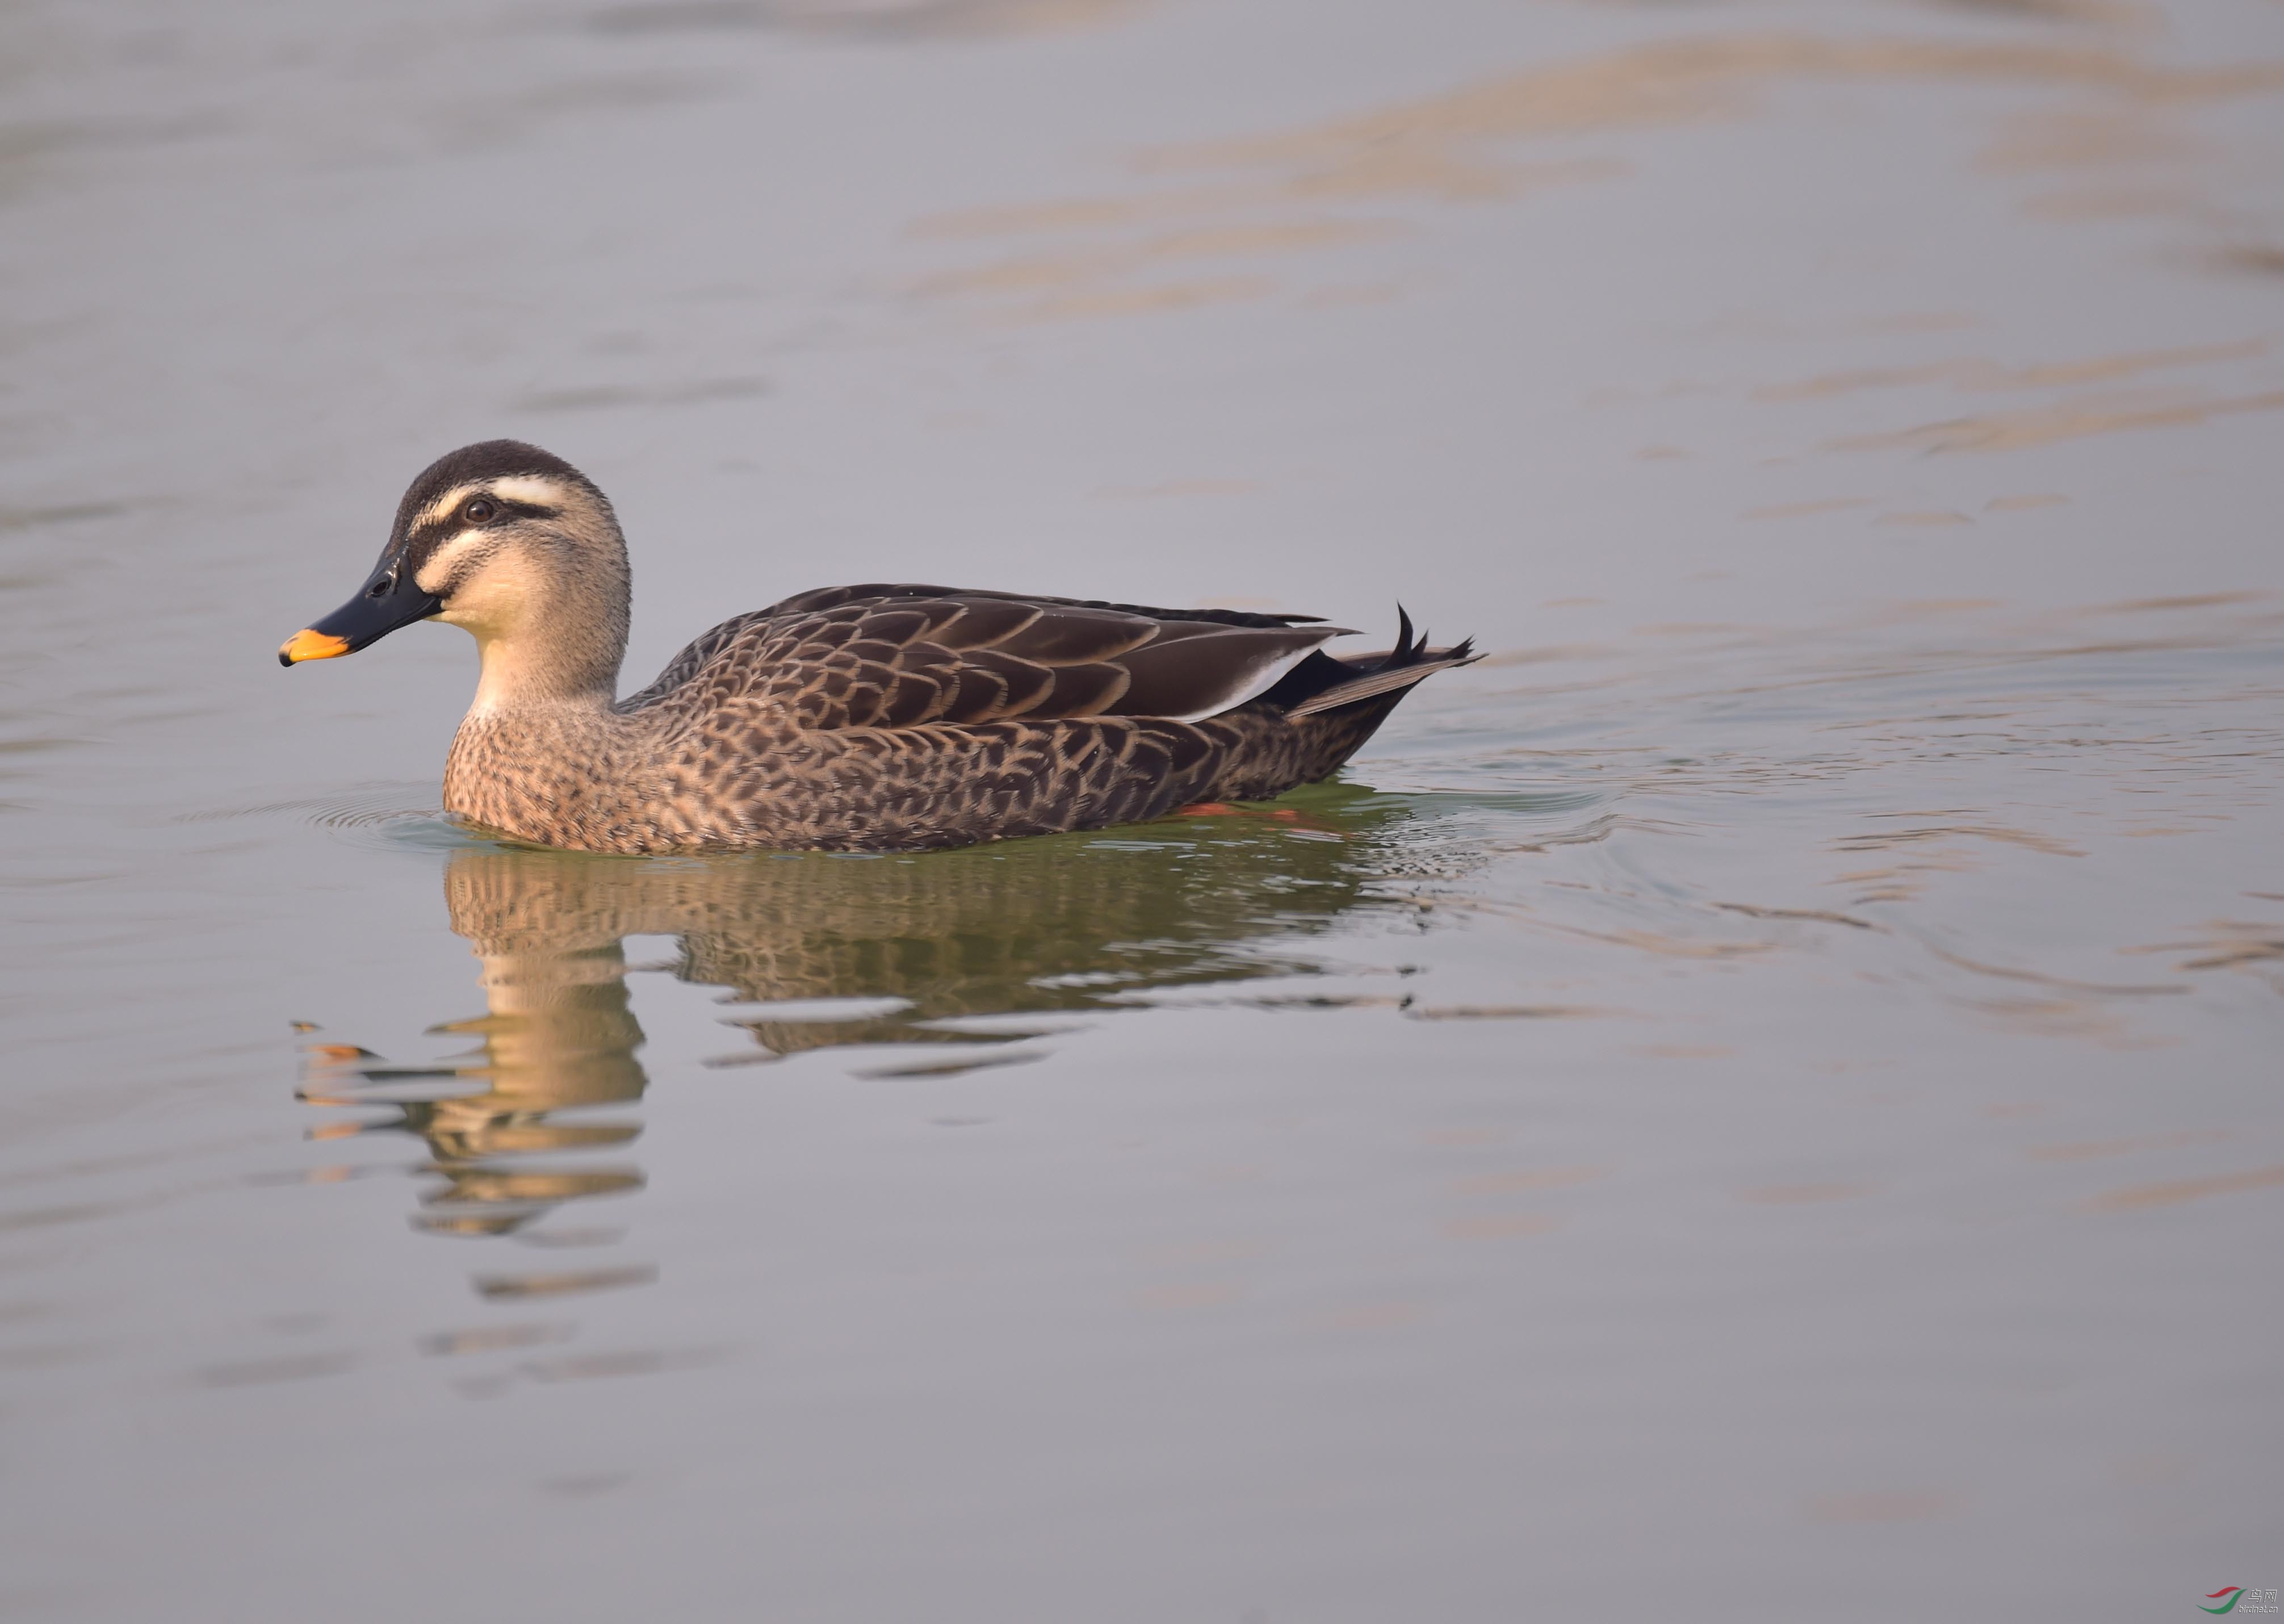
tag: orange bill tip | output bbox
[278,628,350,665]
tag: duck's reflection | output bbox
[302,937,651,1240]
[305,787,1425,1242]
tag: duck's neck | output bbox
[467,624,623,717]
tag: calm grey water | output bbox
[3,1,2282,1618]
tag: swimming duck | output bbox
[279,439,1476,854]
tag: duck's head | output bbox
[279,439,630,697]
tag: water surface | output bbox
[3,0,2282,1618]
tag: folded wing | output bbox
[623,584,1355,729]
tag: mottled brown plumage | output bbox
[280,440,1477,854]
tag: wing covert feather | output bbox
[619,586,1352,731]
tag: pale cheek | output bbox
[436,576,525,635]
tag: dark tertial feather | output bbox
[1112,626,1336,719]
[986,605,1158,664]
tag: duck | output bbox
[278,439,1476,855]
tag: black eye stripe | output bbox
[399,529,448,575]
[399,498,562,566]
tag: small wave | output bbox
[175,784,493,854]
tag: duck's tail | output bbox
[1259,606,1480,719]
[1189,606,1478,798]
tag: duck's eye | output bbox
[462,497,497,525]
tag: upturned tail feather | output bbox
[1267,606,1480,719]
